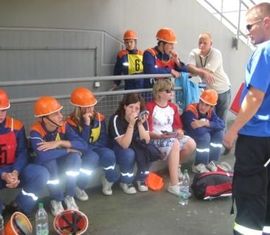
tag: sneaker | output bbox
[136,181,148,192]
[75,187,89,201]
[64,196,79,210]
[50,200,64,216]
[102,176,113,196]
[192,163,210,174]
[206,161,218,172]
[120,183,137,194]
[167,184,180,196]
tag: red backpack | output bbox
[191,170,233,200]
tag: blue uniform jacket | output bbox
[29,121,87,164]
[66,112,109,150]
[143,46,188,75]
[0,116,28,176]
[113,49,144,90]
[182,103,225,137]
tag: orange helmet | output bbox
[123,30,138,40]
[70,87,97,107]
[0,89,10,110]
[5,211,33,235]
[156,28,177,44]
[200,89,218,106]
[34,96,63,117]
[145,172,164,191]
[53,210,89,235]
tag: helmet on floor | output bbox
[5,211,33,235]
[34,96,63,117]
[156,28,177,44]
[0,89,10,110]
[70,87,97,107]
[54,209,89,235]
[145,172,164,191]
[200,89,218,106]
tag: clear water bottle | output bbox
[0,214,4,235]
[178,169,190,206]
[35,202,49,235]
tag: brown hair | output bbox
[115,93,145,118]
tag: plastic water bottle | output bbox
[179,169,190,206]
[35,202,49,235]
[0,214,4,235]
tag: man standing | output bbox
[188,33,231,123]
[224,3,270,235]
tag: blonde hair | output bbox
[152,79,174,100]
[247,2,270,20]
[198,32,212,41]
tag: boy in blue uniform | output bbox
[224,3,270,234]
[30,96,87,216]
[182,89,224,173]
[0,89,49,215]
[113,30,144,90]
[143,27,214,88]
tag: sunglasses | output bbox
[159,89,173,93]
[246,19,262,31]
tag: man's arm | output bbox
[187,64,215,84]
[223,86,264,148]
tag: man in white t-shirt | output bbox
[188,33,231,124]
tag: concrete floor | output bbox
[46,152,235,235]
[1,152,235,235]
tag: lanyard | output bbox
[199,55,208,68]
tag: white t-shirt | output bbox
[188,47,231,94]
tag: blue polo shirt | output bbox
[239,40,270,136]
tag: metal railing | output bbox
[2,74,185,133]
[197,0,257,49]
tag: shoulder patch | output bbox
[117,50,128,58]
[137,49,144,55]
[31,122,46,137]
[66,117,77,127]
[186,104,199,118]
[146,48,157,57]
[5,116,23,130]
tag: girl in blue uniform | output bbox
[108,93,150,194]
[67,87,119,197]
[182,89,225,173]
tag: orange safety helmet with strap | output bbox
[0,89,10,110]
[70,87,97,108]
[156,28,177,44]
[5,211,33,235]
[123,30,138,40]
[200,89,218,106]
[34,96,63,117]
[53,209,89,235]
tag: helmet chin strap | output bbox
[42,116,62,128]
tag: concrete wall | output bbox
[0,0,252,117]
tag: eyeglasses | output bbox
[246,19,262,31]
[159,89,173,93]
